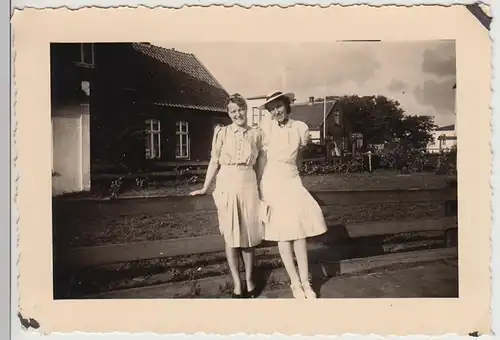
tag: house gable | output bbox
[290,100,338,130]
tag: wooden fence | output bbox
[54,184,458,269]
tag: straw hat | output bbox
[258,91,295,110]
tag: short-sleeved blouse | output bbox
[261,118,310,164]
[210,124,262,166]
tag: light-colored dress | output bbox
[211,124,263,248]
[259,118,327,241]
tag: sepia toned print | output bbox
[51,39,459,300]
[13,5,491,335]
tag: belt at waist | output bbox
[219,164,254,170]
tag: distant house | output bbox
[245,95,352,155]
[51,42,230,195]
[292,97,353,155]
[427,124,457,153]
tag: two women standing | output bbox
[190,91,327,299]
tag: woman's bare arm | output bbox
[255,150,267,184]
[201,159,220,193]
[190,126,222,195]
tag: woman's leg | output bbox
[241,247,255,292]
[293,238,310,284]
[293,238,317,299]
[225,244,242,295]
[277,241,305,298]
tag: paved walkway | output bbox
[262,259,458,299]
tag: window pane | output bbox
[150,120,159,132]
[176,134,181,156]
[81,43,94,64]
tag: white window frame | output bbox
[78,43,95,67]
[252,107,262,127]
[145,119,161,159]
[176,120,190,159]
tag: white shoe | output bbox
[290,283,306,299]
[302,282,317,299]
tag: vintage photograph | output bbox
[51,39,460,300]
[13,3,492,334]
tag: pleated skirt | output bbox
[212,165,263,248]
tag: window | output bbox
[341,137,348,152]
[78,43,95,66]
[176,121,190,159]
[351,133,363,149]
[252,107,262,127]
[145,119,161,159]
[333,111,341,126]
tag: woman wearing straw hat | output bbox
[190,93,263,299]
[256,91,328,299]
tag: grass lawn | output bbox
[118,170,454,198]
[54,171,455,248]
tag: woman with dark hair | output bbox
[190,93,263,299]
[256,91,327,299]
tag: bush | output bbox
[378,146,428,173]
[436,147,457,175]
[299,157,365,176]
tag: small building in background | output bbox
[427,124,457,153]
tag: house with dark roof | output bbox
[291,97,352,155]
[50,42,230,195]
[246,95,353,156]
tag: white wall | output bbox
[427,128,457,153]
[246,97,270,127]
[52,104,91,196]
[309,130,321,142]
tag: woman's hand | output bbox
[189,187,207,196]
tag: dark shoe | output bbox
[231,292,244,299]
[245,289,258,299]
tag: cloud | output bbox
[413,78,455,111]
[286,45,381,95]
[422,41,456,78]
[388,79,407,92]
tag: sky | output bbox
[154,40,456,127]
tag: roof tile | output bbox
[131,43,229,112]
